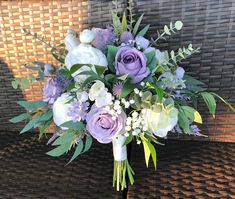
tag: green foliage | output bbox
[120,12,128,33]
[107,45,118,72]
[146,82,164,103]
[60,121,85,131]
[132,13,144,36]
[67,140,84,164]
[121,81,136,98]
[141,135,157,169]
[10,113,31,123]
[151,20,184,45]
[17,100,48,111]
[137,24,150,37]
[211,93,235,113]
[112,12,121,36]
[126,0,136,32]
[184,75,206,92]
[200,92,216,117]
[145,50,157,71]
[124,134,133,145]
[83,135,93,153]
[20,116,42,134]
[12,75,37,89]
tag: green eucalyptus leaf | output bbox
[107,45,118,72]
[60,121,85,131]
[83,135,92,153]
[164,25,171,35]
[11,81,18,89]
[20,116,42,134]
[46,142,71,157]
[17,100,47,111]
[175,21,183,30]
[10,113,31,123]
[67,140,84,164]
[52,133,76,146]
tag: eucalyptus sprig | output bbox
[151,21,183,46]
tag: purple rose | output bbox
[135,36,149,49]
[43,78,62,105]
[91,25,116,50]
[86,105,126,144]
[120,31,133,44]
[115,46,150,83]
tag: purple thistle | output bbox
[55,72,73,91]
[67,99,89,122]
[113,82,123,98]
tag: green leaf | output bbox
[46,142,71,157]
[70,64,85,74]
[124,135,133,145]
[211,93,235,113]
[67,140,84,164]
[11,81,18,89]
[137,24,150,37]
[200,92,216,117]
[17,100,47,111]
[117,74,129,81]
[10,113,31,123]
[107,45,118,72]
[38,109,53,123]
[146,141,157,169]
[180,106,202,124]
[25,66,42,71]
[60,121,85,131]
[20,116,41,134]
[175,21,183,30]
[145,50,157,71]
[146,82,164,103]
[83,135,92,153]
[133,13,144,36]
[142,139,151,168]
[112,12,121,35]
[164,25,171,35]
[52,133,76,146]
[121,81,136,98]
[120,12,127,33]
[178,108,191,132]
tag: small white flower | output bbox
[114,100,120,105]
[79,29,95,43]
[124,102,130,108]
[125,126,131,131]
[139,91,143,97]
[117,109,122,114]
[124,132,129,137]
[121,98,126,104]
[137,140,141,145]
[129,99,135,104]
[134,88,139,94]
[132,111,138,118]
[140,82,145,87]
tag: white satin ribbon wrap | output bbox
[112,135,127,161]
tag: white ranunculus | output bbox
[76,91,88,102]
[79,29,95,44]
[53,93,73,129]
[64,32,79,52]
[88,80,112,107]
[142,104,178,137]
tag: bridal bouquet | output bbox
[10,1,234,191]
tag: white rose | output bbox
[142,105,178,137]
[64,33,79,52]
[79,29,95,44]
[53,93,73,129]
[88,80,112,107]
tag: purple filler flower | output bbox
[135,36,149,49]
[120,31,133,44]
[115,46,150,83]
[91,25,116,50]
[67,99,89,122]
[86,105,126,144]
[176,67,185,79]
[43,78,62,105]
[55,72,73,91]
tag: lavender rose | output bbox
[43,78,62,105]
[86,105,126,144]
[115,46,150,83]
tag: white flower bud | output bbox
[125,126,131,131]
[134,88,139,94]
[132,111,138,118]
[125,102,130,108]
[137,140,141,145]
[79,29,95,43]
[129,99,135,104]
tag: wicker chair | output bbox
[0,0,234,198]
